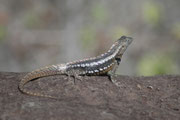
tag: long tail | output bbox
[19,64,65,99]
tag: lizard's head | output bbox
[117,36,133,57]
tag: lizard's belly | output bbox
[68,56,116,76]
[85,62,115,75]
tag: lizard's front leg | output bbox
[108,62,121,87]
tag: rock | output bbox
[0,72,180,120]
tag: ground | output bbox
[0,72,180,120]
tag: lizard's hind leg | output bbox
[66,69,84,84]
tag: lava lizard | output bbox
[19,36,133,99]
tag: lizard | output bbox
[18,36,133,99]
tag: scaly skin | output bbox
[18,36,133,99]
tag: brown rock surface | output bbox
[0,72,180,120]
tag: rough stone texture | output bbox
[0,72,180,120]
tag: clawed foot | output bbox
[74,75,83,81]
[66,74,84,85]
[111,78,121,87]
[108,74,121,87]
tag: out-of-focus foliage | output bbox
[137,54,178,76]
[91,4,108,23]
[80,27,96,50]
[24,12,41,29]
[0,25,6,41]
[0,11,7,41]
[0,0,179,74]
[172,23,180,40]
[142,1,161,26]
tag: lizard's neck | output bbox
[101,41,122,61]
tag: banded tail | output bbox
[19,64,67,99]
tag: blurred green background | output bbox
[0,0,179,76]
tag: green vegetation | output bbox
[0,25,6,41]
[172,23,180,40]
[137,54,178,76]
[143,1,161,26]
[23,12,41,29]
[91,4,108,23]
[80,3,109,50]
[80,27,96,50]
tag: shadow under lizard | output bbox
[18,36,133,99]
